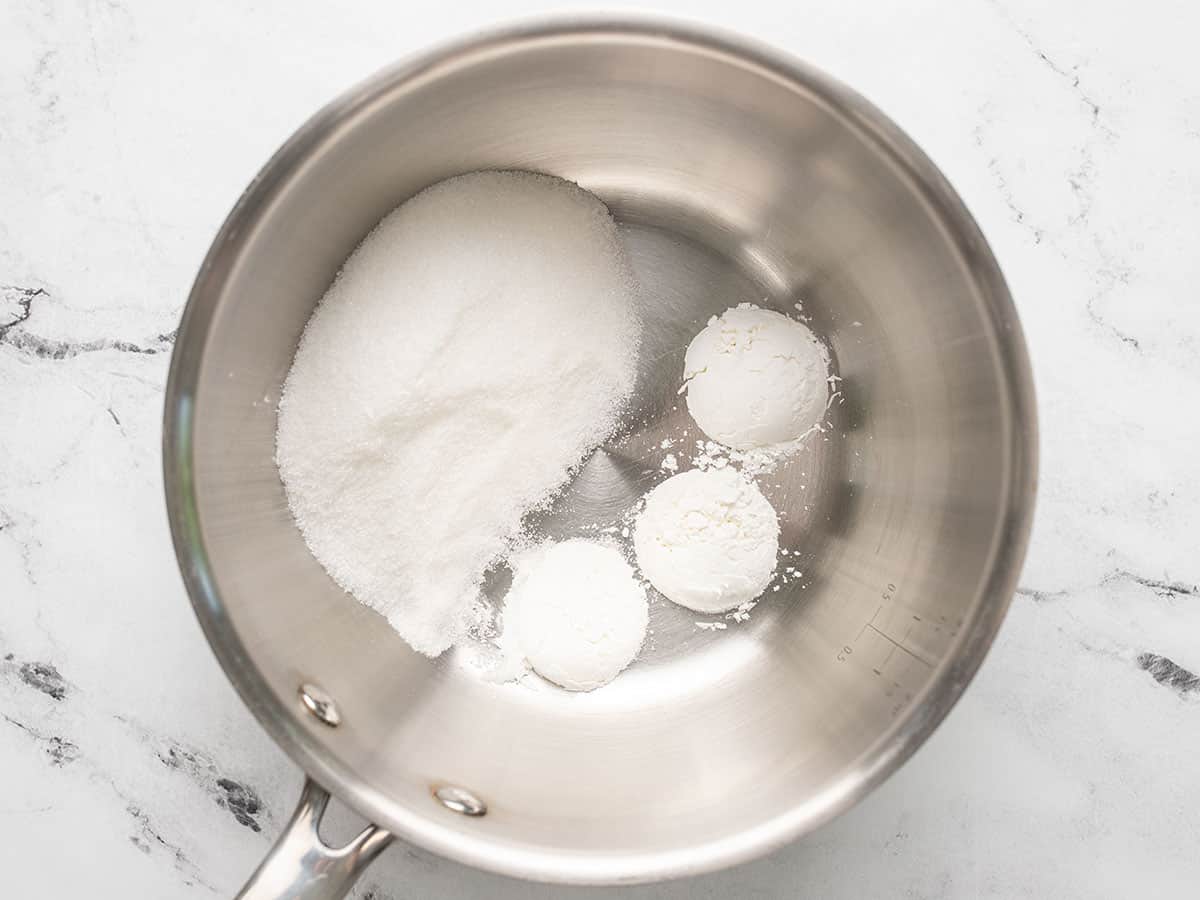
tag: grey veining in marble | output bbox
[2,0,1198,897]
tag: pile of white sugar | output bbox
[276,171,639,656]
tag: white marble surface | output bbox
[2,0,1198,896]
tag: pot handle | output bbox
[236,778,393,900]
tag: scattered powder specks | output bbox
[727,601,756,623]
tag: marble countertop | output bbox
[2,1,1197,896]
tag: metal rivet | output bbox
[433,785,487,817]
[299,683,341,727]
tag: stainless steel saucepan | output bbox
[163,17,1037,898]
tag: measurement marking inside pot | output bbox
[856,604,884,640]
[867,624,934,668]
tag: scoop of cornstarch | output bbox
[633,467,779,614]
[276,171,640,657]
[503,540,649,691]
[683,303,829,451]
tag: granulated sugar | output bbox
[276,171,639,656]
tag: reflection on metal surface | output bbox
[299,683,341,727]
[235,779,391,900]
[433,785,488,817]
